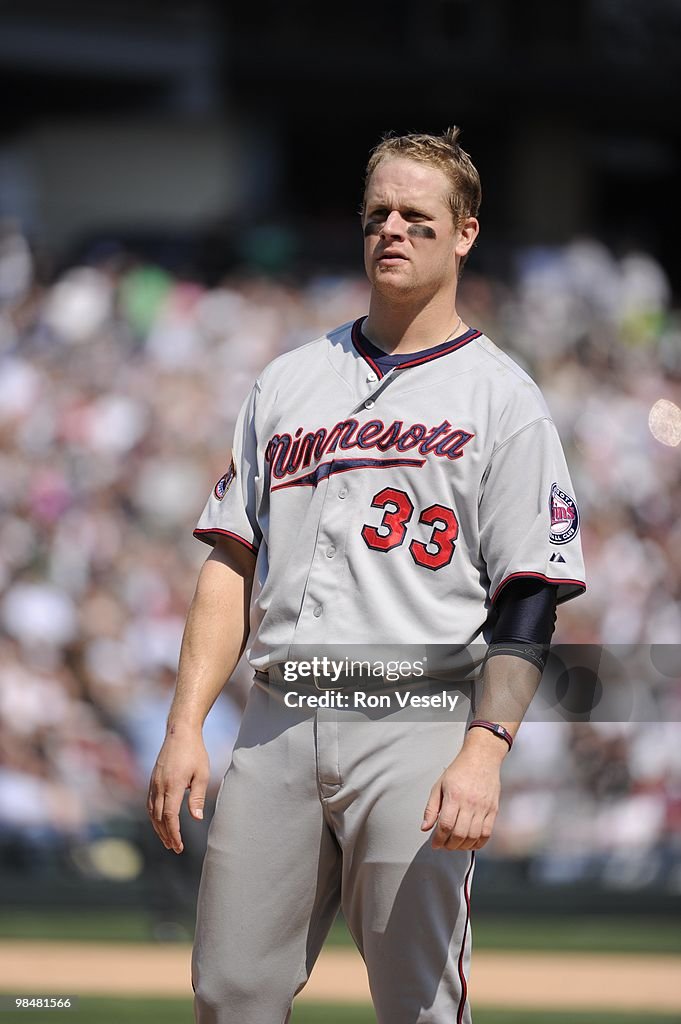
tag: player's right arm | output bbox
[147,536,256,854]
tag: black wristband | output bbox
[468,719,514,751]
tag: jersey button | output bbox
[364,399,375,410]
[326,545,336,558]
[338,488,348,499]
[366,372,377,383]
[313,605,323,618]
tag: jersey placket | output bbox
[289,367,404,644]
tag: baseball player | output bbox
[148,128,586,1023]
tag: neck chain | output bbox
[443,316,462,344]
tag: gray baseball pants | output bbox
[192,679,474,1023]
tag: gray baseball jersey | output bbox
[192,318,586,1024]
[195,318,586,669]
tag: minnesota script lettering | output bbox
[265,418,474,480]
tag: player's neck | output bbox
[363,294,465,354]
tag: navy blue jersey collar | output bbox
[351,317,480,379]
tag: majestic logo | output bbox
[264,417,474,491]
[549,482,579,544]
[214,459,236,500]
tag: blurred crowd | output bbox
[1,220,680,892]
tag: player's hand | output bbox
[421,736,504,851]
[147,726,210,854]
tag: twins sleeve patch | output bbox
[214,459,236,501]
[549,482,579,544]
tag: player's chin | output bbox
[374,261,409,276]
[370,269,414,294]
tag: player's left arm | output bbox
[424,410,586,850]
[422,651,541,851]
[422,578,557,851]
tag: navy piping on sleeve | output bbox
[193,527,259,554]
[492,571,585,606]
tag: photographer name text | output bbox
[284,690,460,711]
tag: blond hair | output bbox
[363,127,482,227]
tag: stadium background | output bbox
[1,1,680,1021]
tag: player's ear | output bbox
[455,217,479,258]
